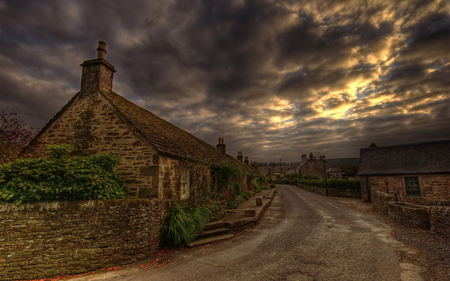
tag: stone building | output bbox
[23,41,257,212]
[325,158,359,180]
[358,140,450,204]
[299,153,330,180]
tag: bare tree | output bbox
[0,108,38,163]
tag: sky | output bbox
[1,0,449,163]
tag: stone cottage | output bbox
[325,158,359,180]
[23,41,257,212]
[299,153,329,180]
[358,140,450,204]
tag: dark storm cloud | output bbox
[1,0,449,162]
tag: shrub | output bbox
[298,179,326,188]
[302,174,320,180]
[207,200,226,220]
[160,205,211,247]
[250,177,261,193]
[259,175,268,184]
[283,173,298,181]
[270,183,276,189]
[0,144,126,205]
[327,179,361,190]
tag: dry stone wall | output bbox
[24,91,160,199]
[429,206,450,238]
[0,199,161,280]
[298,184,362,198]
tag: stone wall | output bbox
[372,190,450,237]
[361,174,450,204]
[372,189,394,215]
[387,202,430,229]
[298,185,362,198]
[300,160,328,180]
[428,206,450,238]
[23,91,160,199]
[0,199,161,280]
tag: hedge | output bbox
[298,179,360,190]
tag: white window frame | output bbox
[180,167,190,200]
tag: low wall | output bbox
[0,199,161,281]
[372,190,450,237]
[373,189,394,215]
[387,202,430,229]
[428,206,450,238]
[298,184,362,198]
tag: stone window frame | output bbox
[404,176,421,197]
[180,167,190,201]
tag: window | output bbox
[404,176,421,197]
[180,168,190,200]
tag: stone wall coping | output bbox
[0,198,159,213]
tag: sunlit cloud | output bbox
[0,0,449,161]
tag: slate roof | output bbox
[325,158,360,166]
[358,140,450,176]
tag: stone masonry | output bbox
[361,174,450,204]
[0,199,161,280]
[23,91,160,200]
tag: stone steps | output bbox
[187,221,233,247]
[187,234,234,248]
[195,227,230,240]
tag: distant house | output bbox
[325,158,359,180]
[299,153,330,180]
[23,41,257,212]
[358,141,450,204]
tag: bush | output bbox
[302,174,320,180]
[0,144,126,205]
[283,173,298,181]
[327,179,361,190]
[207,200,226,220]
[298,179,326,188]
[160,205,211,247]
[250,177,261,193]
[259,175,268,184]
[270,183,276,189]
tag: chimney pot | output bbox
[97,41,107,59]
[309,153,313,160]
[237,151,243,162]
[216,137,226,153]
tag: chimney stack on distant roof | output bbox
[309,152,313,160]
[237,151,243,162]
[244,157,249,165]
[97,41,107,59]
[216,137,226,154]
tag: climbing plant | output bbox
[0,144,126,205]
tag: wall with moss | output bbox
[0,199,160,280]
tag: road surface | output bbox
[73,185,424,281]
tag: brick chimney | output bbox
[216,137,226,154]
[309,152,313,160]
[237,151,243,162]
[244,157,249,165]
[80,41,116,94]
[301,154,306,162]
